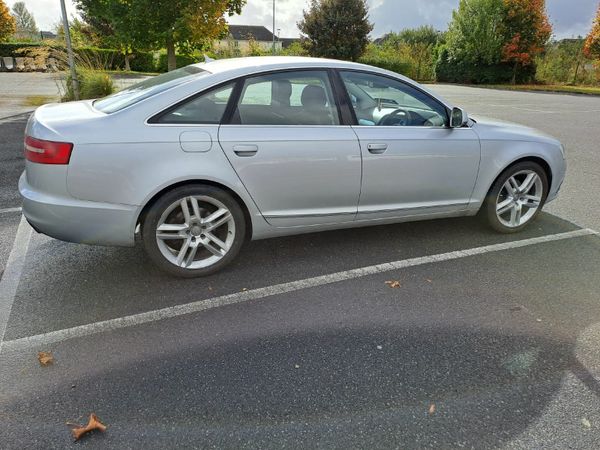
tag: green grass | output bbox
[469,84,600,96]
[24,95,59,106]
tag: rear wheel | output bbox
[484,161,549,233]
[142,185,246,277]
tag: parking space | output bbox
[0,221,599,448]
[1,87,600,448]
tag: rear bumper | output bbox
[19,172,137,247]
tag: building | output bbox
[215,25,282,53]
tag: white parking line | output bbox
[1,228,596,354]
[0,207,22,215]
[0,215,32,353]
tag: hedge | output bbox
[0,43,155,72]
[434,47,536,84]
[156,53,200,72]
[0,42,52,57]
[129,52,155,72]
[358,57,412,76]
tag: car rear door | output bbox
[338,70,481,220]
[218,69,362,228]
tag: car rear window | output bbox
[94,66,210,114]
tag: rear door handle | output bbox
[367,143,388,154]
[233,144,259,157]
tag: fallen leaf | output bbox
[69,414,107,441]
[429,404,436,415]
[536,318,543,323]
[582,418,591,428]
[385,281,401,289]
[37,351,54,366]
[426,279,433,283]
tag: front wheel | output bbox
[484,161,549,234]
[142,185,246,277]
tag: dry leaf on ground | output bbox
[582,418,591,428]
[429,404,436,415]
[385,281,401,289]
[69,414,107,441]
[37,351,54,366]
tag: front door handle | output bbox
[233,144,259,157]
[367,143,388,154]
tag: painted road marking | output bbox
[1,228,596,354]
[0,215,32,353]
[0,207,22,215]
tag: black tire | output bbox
[142,184,246,278]
[483,161,549,234]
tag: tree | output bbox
[502,0,552,83]
[0,0,16,42]
[376,26,444,80]
[76,0,245,71]
[584,3,600,61]
[298,0,373,61]
[446,0,506,66]
[11,1,37,37]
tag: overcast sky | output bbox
[6,0,599,40]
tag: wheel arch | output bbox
[487,156,553,199]
[136,179,253,241]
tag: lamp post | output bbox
[272,0,276,55]
[59,0,79,100]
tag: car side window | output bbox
[232,71,340,126]
[340,71,448,127]
[156,83,235,125]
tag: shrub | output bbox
[435,46,535,84]
[129,51,155,72]
[63,69,114,101]
[0,42,47,57]
[156,52,199,72]
[358,56,412,76]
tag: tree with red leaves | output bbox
[501,0,552,83]
[584,3,600,61]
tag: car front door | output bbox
[218,70,362,227]
[338,70,481,221]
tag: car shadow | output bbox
[2,325,598,448]
[4,212,580,339]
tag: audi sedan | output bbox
[19,56,566,277]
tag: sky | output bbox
[5,0,599,40]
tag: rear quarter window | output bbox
[94,66,209,114]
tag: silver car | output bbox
[19,56,566,277]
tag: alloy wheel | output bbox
[495,170,544,228]
[155,195,236,269]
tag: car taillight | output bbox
[24,136,73,165]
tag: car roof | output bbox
[196,56,374,74]
[190,56,452,110]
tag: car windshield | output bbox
[93,66,209,114]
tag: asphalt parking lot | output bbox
[1,87,600,448]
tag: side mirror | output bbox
[450,107,469,128]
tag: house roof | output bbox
[228,25,275,42]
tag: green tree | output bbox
[11,1,38,37]
[76,0,245,71]
[298,0,373,61]
[446,0,506,65]
[0,0,16,42]
[376,26,444,81]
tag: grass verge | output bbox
[24,95,59,106]
[471,84,600,96]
